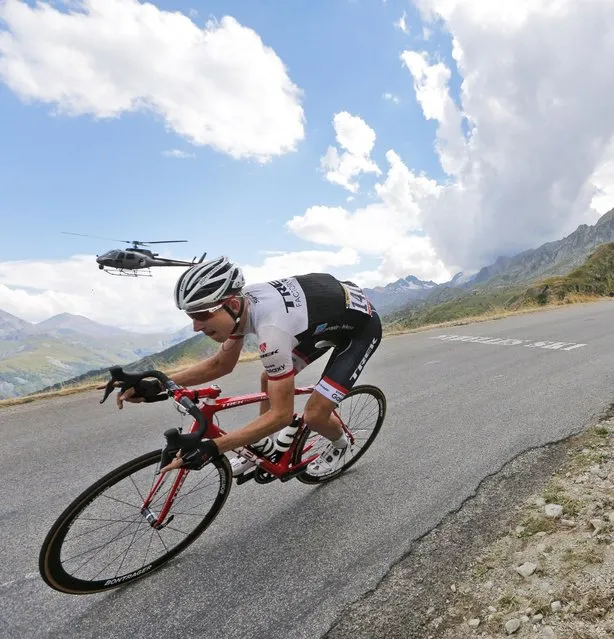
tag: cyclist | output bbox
[118,256,382,477]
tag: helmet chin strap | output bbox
[224,296,246,336]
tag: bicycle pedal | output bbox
[254,468,277,484]
[280,466,308,482]
[235,469,257,485]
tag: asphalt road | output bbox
[2,301,614,639]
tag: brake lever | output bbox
[99,378,116,404]
[159,427,207,470]
[99,366,126,404]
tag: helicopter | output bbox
[62,232,207,276]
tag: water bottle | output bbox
[272,416,300,454]
[249,436,275,457]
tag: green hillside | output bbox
[385,285,525,330]
[0,335,128,398]
[0,323,181,399]
[386,243,614,331]
[37,332,261,393]
[122,333,220,369]
[520,242,614,305]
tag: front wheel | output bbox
[294,385,386,484]
[39,450,232,594]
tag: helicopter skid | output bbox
[101,267,153,277]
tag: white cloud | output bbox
[0,0,304,162]
[289,150,450,286]
[0,256,188,333]
[163,149,195,159]
[320,111,381,193]
[401,50,466,176]
[383,92,401,104]
[353,237,450,288]
[395,11,409,34]
[240,248,360,283]
[589,139,614,215]
[399,0,614,270]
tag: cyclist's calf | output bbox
[303,391,344,442]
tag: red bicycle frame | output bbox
[139,384,353,529]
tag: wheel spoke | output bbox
[296,386,385,484]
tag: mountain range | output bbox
[0,312,194,399]
[469,208,614,286]
[363,273,471,314]
[365,207,614,314]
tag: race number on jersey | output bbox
[340,282,372,316]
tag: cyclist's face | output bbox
[188,299,243,342]
[188,307,232,342]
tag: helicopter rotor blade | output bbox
[139,240,189,244]
[61,231,133,244]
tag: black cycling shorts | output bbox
[291,309,382,404]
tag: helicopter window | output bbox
[117,252,125,259]
[125,253,135,259]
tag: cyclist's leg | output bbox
[302,312,382,475]
[303,310,382,438]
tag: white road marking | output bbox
[430,334,587,351]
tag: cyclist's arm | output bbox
[214,373,295,453]
[213,326,295,453]
[171,337,244,387]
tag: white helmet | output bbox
[174,256,245,313]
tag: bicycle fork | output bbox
[139,466,188,530]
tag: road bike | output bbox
[39,366,386,594]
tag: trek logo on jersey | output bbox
[270,279,303,312]
[260,348,279,358]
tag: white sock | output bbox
[332,434,348,449]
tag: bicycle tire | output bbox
[294,384,386,484]
[39,449,232,594]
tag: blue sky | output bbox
[1,0,447,267]
[1,0,613,331]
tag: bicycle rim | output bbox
[294,385,386,484]
[39,449,232,594]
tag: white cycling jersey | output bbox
[235,273,372,381]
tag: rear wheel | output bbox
[294,385,386,484]
[39,450,232,594]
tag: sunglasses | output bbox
[187,304,224,321]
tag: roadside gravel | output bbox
[431,418,614,639]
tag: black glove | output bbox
[180,439,221,470]
[121,378,167,403]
